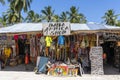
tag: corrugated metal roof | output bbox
[71,24,90,31]
[0,22,120,33]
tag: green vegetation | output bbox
[25,10,41,23]
[102,9,120,26]
[0,0,5,5]
[67,6,86,23]
[0,1,120,27]
[0,1,87,26]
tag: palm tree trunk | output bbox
[18,12,21,23]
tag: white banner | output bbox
[42,22,71,36]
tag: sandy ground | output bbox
[0,71,120,80]
[0,64,120,80]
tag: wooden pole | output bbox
[96,34,99,46]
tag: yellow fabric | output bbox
[90,41,95,47]
[45,47,49,57]
[4,48,12,58]
[45,36,52,47]
[81,37,85,48]
[56,48,60,60]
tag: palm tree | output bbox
[34,14,42,22]
[41,6,55,22]
[8,0,32,22]
[0,0,5,5]
[102,9,120,25]
[67,6,87,23]
[53,15,60,22]
[67,6,80,23]
[0,15,7,26]
[2,5,23,26]
[25,10,41,22]
[78,13,87,23]
[59,12,68,22]
[116,20,120,26]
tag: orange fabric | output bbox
[45,47,49,57]
[103,53,107,59]
[25,54,29,64]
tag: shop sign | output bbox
[103,33,120,41]
[42,22,70,36]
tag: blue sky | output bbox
[0,0,120,23]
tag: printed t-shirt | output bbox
[58,35,65,45]
[45,36,52,47]
[4,48,12,58]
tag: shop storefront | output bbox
[0,22,120,76]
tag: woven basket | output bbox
[17,59,22,64]
[9,61,17,66]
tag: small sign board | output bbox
[42,22,70,36]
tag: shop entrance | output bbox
[18,38,26,60]
[101,41,119,74]
[102,41,115,65]
[0,35,34,71]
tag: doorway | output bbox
[101,41,119,74]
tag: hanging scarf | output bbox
[81,37,85,48]
[85,36,89,47]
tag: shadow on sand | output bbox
[1,63,35,72]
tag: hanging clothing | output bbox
[78,48,82,57]
[56,48,60,60]
[39,36,45,56]
[30,36,36,57]
[45,36,52,47]
[40,36,45,47]
[45,47,49,57]
[15,41,19,55]
[85,36,89,47]
[4,47,12,58]
[12,45,16,57]
[81,37,85,48]
[58,35,65,45]
[14,35,19,41]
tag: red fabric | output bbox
[73,48,77,55]
[14,35,19,40]
[36,34,43,37]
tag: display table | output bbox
[47,65,68,76]
[47,64,81,76]
[67,65,78,76]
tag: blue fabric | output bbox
[39,64,46,72]
[38,57,49,73]
[58,35,65,45]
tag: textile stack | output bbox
[114,46,120,67]
[90,47,104,75]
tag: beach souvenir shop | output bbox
[0,22,120,76]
